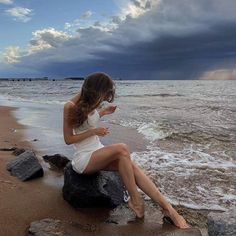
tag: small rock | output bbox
[63,163,125,208]
[42,154,70,170]
[28,218,65,236]
[208,210,236,236]
[12,148,26,156]
[7,150,44,181]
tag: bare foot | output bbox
[128,199,145,219]
[163,208,189,229]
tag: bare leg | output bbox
[104,153,189,228]
[83,144,144,218]
[131,162,189,228]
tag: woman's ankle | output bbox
[162,203,174,214]
[130,194,142,205]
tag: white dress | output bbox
[68,101,104,174]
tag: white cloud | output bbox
[117,0,159,19]
[3,46,20,63]
[0,0,13,5]
[82,10,93,18]
[199,69,236,80]
[64,22,72,30]
[5,7,33,22]
[29,28,72,54]
[64,19,81,32]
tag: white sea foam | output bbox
[118,120,172,142]
[137,122,172,141]
[118,119,144,129]
[131,146,236,211]
[0,93,64,105]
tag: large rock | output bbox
[208,210,236,236]
[63,163,125,208]
[7,150,44,181]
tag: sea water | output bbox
[0,79,235,211]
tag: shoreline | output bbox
[0,106,109,235]
[0,105,208,236]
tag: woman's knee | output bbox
[132,161,139,172]
[113,143,130,160]
[118,143,130,154]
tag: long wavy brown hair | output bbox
[68,72,115,128]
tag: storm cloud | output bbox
[2,0,236,79]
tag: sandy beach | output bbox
[0,105,209,236]
[0,106,109,235]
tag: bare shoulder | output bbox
[69,93,81,104]
[64,93,81,111]
[64,101,75,111]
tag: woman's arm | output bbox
[98,109,106,118]
[99,105,117,118]
[63,102,93,145]
[63,103,108,145]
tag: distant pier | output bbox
[0,77,49,81]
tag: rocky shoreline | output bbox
[2,144,208,235]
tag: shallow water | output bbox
[0,79,235,211]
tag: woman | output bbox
[63,72,189,229]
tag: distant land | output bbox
[0,76,124,81]
[64,77,84,80]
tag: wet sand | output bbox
[0,106,109,235]
[0,106,208,236]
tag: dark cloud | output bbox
[39,22,236,79]
[2,0,236,79]
[130,0,152,10]
[130,0,141,8]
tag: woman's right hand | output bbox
[93,127,109,136]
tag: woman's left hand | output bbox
[102,105,117,116]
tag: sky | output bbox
[0,0,236,80]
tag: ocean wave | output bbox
[117,120,172,142]
[0,94,65,105]
[131,146,236,211]
[118,93,184,98]
[114,117,235,145]
[137,122,172,142]
[166,130,235,143]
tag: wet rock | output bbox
[42,154,70,170]
[28,218,65,236]
[12,148,25,156]
[28,218,99,235]
[208,210,236,236]
[105,203,203,235]
[63,163,125,208]
[7,150,44,181]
